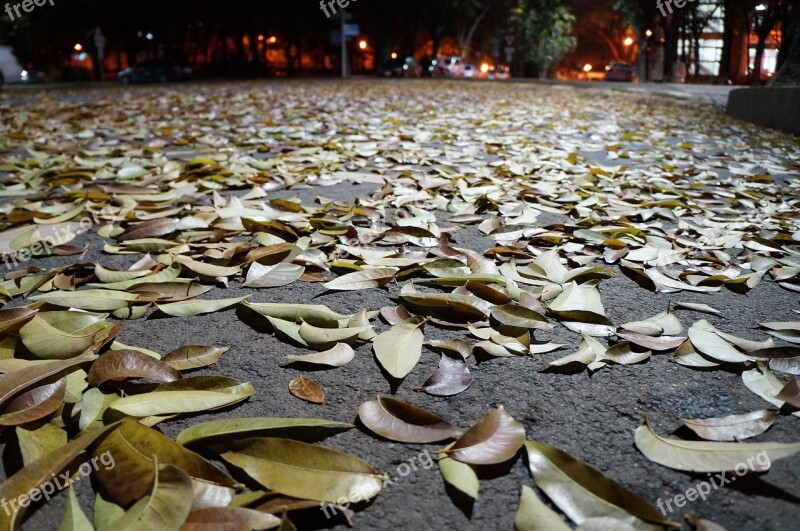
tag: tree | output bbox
[749,0,794,83]
[509,0,576,78]
[773,7,800,84]
[455,0,500,58]
[682,1,722,78]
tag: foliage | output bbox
[509,0,576,78]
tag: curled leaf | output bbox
[446,406,525,465]
[285,343,355,368]
[681,410,778,442]
[415,355,472,396]
[88,349,181,386]
[358,396,461,443]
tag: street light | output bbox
[624,37,634,47]
[583,64,592,72]
[391,52,398,59]
[268,36,277,44]
[74,43,83,51]
[755,3,767,11]
[645,29,653,38]
[358,40,368,50]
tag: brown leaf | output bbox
[415,355,472,397]
[88,349,181,387]
[0,356,96,410]
[776,378,800,409]
[0,379,66,425]
[752,346,800,359]
[358,396,461,443]
[0,308,37,333]
[118,219,179,241]
[380,305,413,325]
[446,406,526,465]
[616,331,687,351]
[289,376,324,404]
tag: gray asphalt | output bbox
[1,80,799,531]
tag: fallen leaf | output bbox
[220,437,382,503]
[284,343,355,368]
[358,396,461,443]
[288,376,324,404]
[525,440,676,528]
[634,414,800,472]
[681,410,778,442]
[446,406,525,465]
[415,355,473,396]
[176,417,353,447]
[515,485,570,531]
[161,345,229,371]
[437,441,479,501]
[373,316,426,379]
[88,349,181,386]
[322,267,397,291]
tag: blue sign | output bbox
[345,24,360,37]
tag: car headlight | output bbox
[20,70,29,81]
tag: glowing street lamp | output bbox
[391,52,398,59]
[358,40,368,50]
[268,36,277,44]
[583,64,592,73]
[624,37,634,47]
[480,63,490,73]
[74,43,83,51]
[645,29,653,38]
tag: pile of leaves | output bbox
[0,81,798,530]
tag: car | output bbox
[118,59,192,84]
[463,64,480,79]
[0,46,24,85]
[440,56,465,78]
[604,62,635,82]
[379,56,421,78]
[487,65,510,80]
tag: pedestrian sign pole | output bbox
[341,9,348,78]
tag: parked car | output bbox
[440,56,465,78]
[604,62,635,82]
[0,46,24,85]
[119,59,192,84]
[487,65,510,80]
[379,56,421,78]
[463,64,480,79]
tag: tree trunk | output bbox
[431,27,444,59]
[752,36,767,83]
[773,13,800,84]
